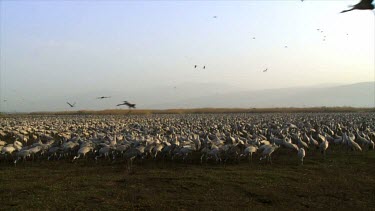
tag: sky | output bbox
[0,0,374,112]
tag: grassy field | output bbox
[1,148,375,210]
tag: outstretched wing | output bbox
[67,102,73,107]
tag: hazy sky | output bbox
[0,0,374,112]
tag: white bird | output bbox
[0,140,6,146]
[2,145,16,155]
[242,145,258,162]
[95,146,111,161]
[298,148,306,165]
[309,135,319,148]
[320,139,329,159]
[297,137,309,149]
[344,132,362,152]
[260,144,279,164]
[14,149,31,165]
[282,139,298,151]
[73,146,93,161]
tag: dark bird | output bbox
[194,65,197,68]
[263,68,268,72]
[285,46,288,48]
[203,66,206,69]
[213,16,217,18]
[341,0,374,13]
[252,37,256,39]
[117,101,136,109]
[97,96,111,99]
[66,102,76,108]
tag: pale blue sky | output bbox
[0,0,374,112]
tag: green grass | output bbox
[1,148,375,209]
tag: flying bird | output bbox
[194,65,197,68]
[263,68,268,72]
[117,101,136,109]
[97,96,111,99]
[213,16,217,18]
[203,66,206,69]
[341,0,374,13]
[66,102,76,108]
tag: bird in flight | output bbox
[341,0,374,13]
[213,16,217,18]
[194,65,197,68]
[117,101,136,109]
[97,96,111,99]
[66,102,76,107]
[203,66,206,69]
[263,68,268,72]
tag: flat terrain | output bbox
[1,148,375,210]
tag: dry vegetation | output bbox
[27,107,375,116]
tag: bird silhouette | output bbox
[341,0,374,13]
[213,16,217,18]
[203,66,206,69]
[117,101,136,109]
[263,68,268,72]
[66,102,76,107]
[97,96,111,99]
[194,65,197,68]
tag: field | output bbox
[1,111,375,210]
[1,148,375,210]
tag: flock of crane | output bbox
[0,113,374,169]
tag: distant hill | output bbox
[3,82,374,112]
[149,82,375,109]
